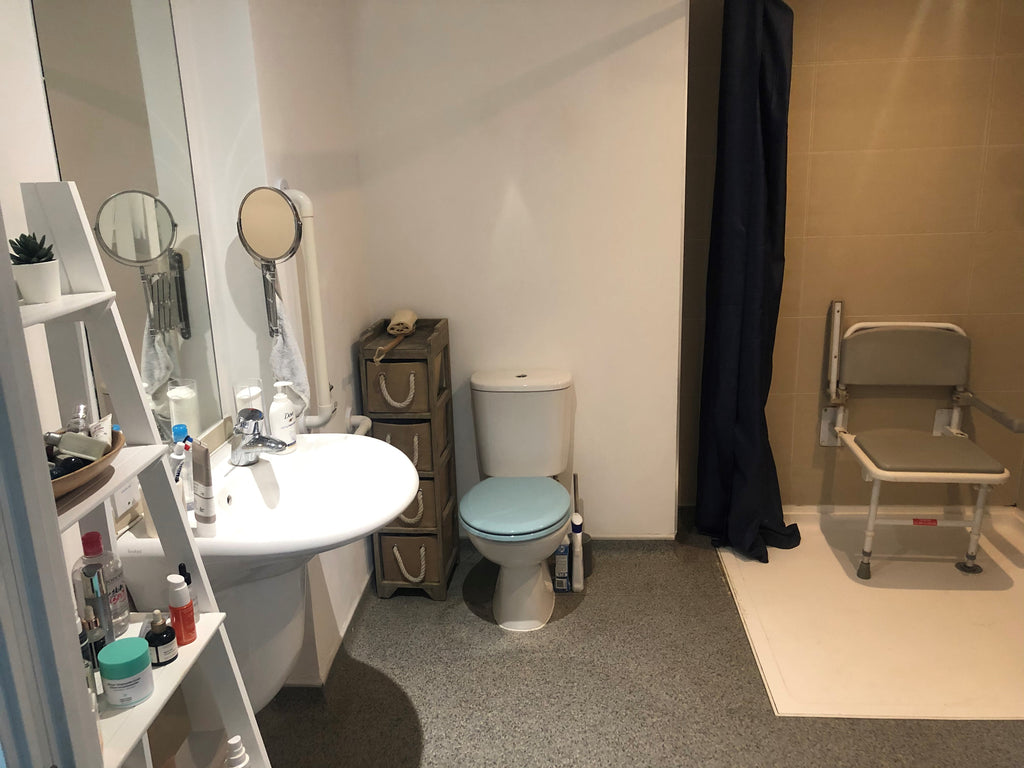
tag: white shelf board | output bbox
[19,290,116,327]
[57,445,167,532]
[100,611,226,768]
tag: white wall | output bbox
[326,1,688,537]
[0,0,59,254]
[5,0,689,694]
[245,0,376,683]
[0,0,61,433]
[174,0,374,684]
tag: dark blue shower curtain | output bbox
[695,0,800,562]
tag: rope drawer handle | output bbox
[399,489,425,525]
[378,372,416,409]
[384,433,420,468]
[393,545,427,583]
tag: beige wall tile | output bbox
[789,65,814,155]
[961,314,1024,391]
[806,147,984,236]
[786,151,809,236]
[812,59,991,152]
[790,393,826,470]
[780,237,803,318]
[989,56,1024,145]
[998,1,1024,55]
[800,234,974,317]
[766,393,796,463]
[771,316,800,395]
[787,0,820,65]
[766,393,796,498]
[979,145,1024,231]
[816,0,999,61]
[795,315,828,394]
[968,231,1024,315]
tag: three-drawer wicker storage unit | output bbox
[358,318,459,599]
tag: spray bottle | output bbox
[571,513,584,593]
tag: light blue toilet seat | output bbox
[460,477,571,542]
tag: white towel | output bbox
[141,318,176,421]
[270,297,311,414]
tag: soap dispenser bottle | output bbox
[268,381,297,447]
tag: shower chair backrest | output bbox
[838,324,971,389]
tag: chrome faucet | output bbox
[229,408,288,466]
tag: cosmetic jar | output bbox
[97,637,154,708]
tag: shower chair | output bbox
[819,301,1023,579]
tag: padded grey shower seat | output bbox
[854,428,1004,475]
[822,308,1019,580]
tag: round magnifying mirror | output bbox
[94,190,177,266]
[237,186,302,263]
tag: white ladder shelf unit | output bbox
[0,181,269,767]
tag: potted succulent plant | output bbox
[10,232,61,304]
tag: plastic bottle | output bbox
[72,531,129,638]
[171,424,194,513]
[267,381,297,446]
[571,513,584,593]
[167,574,197,645]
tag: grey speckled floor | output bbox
[256,533,1024,767]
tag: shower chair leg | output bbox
[857,479,882,580]
[956,484,990,575]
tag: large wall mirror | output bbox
[32,0,220,439]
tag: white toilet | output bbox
[460,369,574,631]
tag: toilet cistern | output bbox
[229,408,288,466]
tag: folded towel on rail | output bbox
[270,296,311,414]
[141,317,176,422]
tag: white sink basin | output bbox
[122,432,418,588]
[119,432,418,712]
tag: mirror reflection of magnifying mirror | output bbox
[94,189,177,266]
[237,186,302,263]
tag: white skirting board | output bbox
[719,506,1024,719]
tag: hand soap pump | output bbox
[268,381,297,448]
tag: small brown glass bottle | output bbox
[145,609,178,667]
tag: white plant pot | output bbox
[13,260,61,304]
